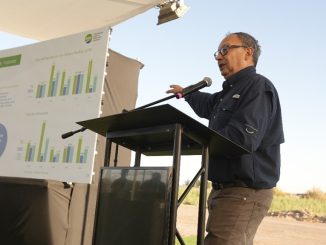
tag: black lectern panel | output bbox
[93,167,172,245]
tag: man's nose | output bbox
[216,53,223,61]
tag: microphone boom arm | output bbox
[61,126,86,139]
[131,93,182,111]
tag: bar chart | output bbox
[62,137,88,164]
[35,60,97,98]
[24,121,88,164]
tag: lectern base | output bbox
[93,167,172,245]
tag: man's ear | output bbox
[245,47,254,63]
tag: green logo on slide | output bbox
[85,34,92,44]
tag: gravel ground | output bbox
[177,205,326,245]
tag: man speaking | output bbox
[167,32,284,245]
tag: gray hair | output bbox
[227,32,261,66]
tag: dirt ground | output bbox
[177,205,326,245]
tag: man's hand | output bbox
[166,85,184,94]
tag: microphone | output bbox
[181,77,212,97]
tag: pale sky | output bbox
[1,0,325,193]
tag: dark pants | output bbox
[205,187,273,245]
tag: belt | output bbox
[212,182,249,190]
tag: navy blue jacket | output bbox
[185,66,284,189]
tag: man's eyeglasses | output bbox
[214,45,248,59]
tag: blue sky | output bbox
[1,0,325,193]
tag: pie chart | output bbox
[0,123,7,157]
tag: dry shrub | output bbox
[305,188,326,200]
[273,187,289,197]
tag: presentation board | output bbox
[0,27,110,183]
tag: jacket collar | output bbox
[222,66,256,90]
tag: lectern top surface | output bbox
[77,104,248,156]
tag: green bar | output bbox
[59,71,66,95]
[72,75,77,94]
[0,54,21,68]
[86,59,92,93]
[36,84,41,98]
[76,137,82,163]
[63,148,67,162]
[37,122,46,161]
[49,148,54,162]
[25,142,31,161]
[47,64,55,97]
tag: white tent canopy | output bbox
[0,0,162,40]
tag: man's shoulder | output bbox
[252,72,270,83]
[251,72,278,92]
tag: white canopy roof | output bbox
[0,0,162,40]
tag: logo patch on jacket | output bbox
[232,94,240,99]
[245,124,258,134]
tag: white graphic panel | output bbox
[0,27,110,183]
